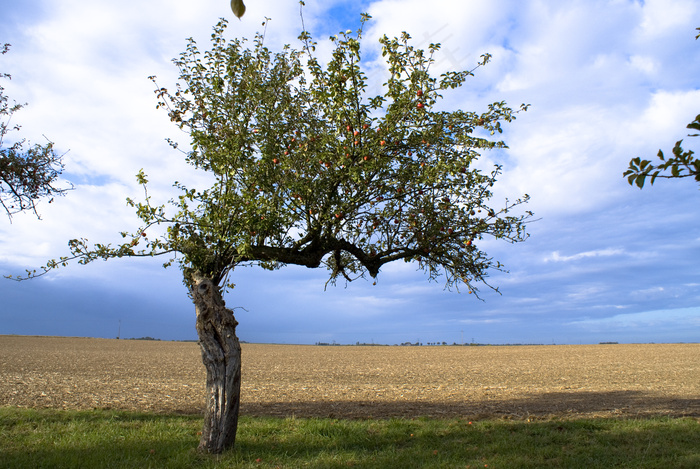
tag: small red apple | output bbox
[417,90,423,97]
[354,130,360,137]
[380,140,386,146]
[272,158,280,164]
[417,102,424,109]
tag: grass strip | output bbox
[1,407,698,468]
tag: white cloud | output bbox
[0,182,138,267]
[2,0,699,344]
[566,284,608,301]
[628,54,658,75]
[629,286,667,300]
[627,90,700,148]
[638,0,698,38]
[568,306,700,330]
[544,249,624,263]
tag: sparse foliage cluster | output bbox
[0,44,71,221]
[624,114,700,188]
[624,28,700,189]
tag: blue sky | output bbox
[1,0,699,345]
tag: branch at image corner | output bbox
[0,43,72,221]
[624,28,700,190]
[624,113,700,189]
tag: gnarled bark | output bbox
[192,274,241,453]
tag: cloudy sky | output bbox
[1,0,699,345]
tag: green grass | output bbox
[1,407,698,468]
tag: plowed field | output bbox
[1,336,698,419]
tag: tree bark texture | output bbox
[192,275,242,453]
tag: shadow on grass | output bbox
[241,389,700,419]
[2,405,700,468]
[235,416,700,469]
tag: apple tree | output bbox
[20,16,532,453]
[1,44,72,221]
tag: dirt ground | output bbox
[1,336,698,419]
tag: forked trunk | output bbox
[191,275,242,454]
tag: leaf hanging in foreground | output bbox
[231,0,246,19]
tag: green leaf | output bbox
[635,175,646,188]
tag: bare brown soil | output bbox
[1,336,698,419]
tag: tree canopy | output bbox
[20,17,532,297]
[0,44,71,221]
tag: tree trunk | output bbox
[191,274,242,454]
